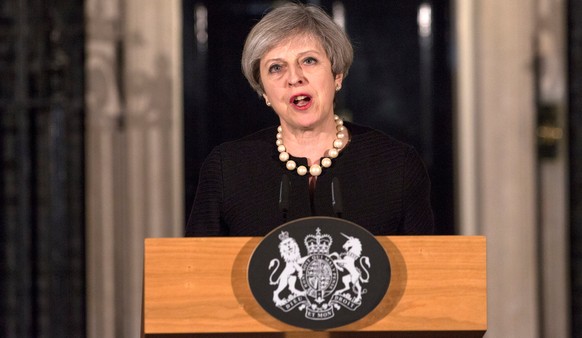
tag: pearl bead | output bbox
[276,117,347,176]
[297,166,308,176]
[286,160,296,170]
[309,164,322,177]
[328,148,339,158]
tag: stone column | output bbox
[456,0,540,337]
[85,0,183,337]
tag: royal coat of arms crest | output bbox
[268,228,371,320]
[248,216,390,330]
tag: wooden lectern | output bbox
[143,236,486,337]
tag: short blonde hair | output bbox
[241,2,353,96]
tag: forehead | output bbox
[262,34,325,60]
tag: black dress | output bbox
[186,122,434,236]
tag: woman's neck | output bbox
[281,121,338,166]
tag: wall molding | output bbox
[85,0,183,336]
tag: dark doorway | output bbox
[568,0,582,335]
[183,0,454,234]
[0,0,86,337]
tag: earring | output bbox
[335,84,341,92]
[266,100,271,107]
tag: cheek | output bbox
[262,80,284,99]
[318,84,336,104]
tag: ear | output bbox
[262,94,272,107]
[334,73,344,88]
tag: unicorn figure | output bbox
[330,233,370,303]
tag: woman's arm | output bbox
[185,147,228,236]
[400,146,435,235]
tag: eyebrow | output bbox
[263,50,323,65]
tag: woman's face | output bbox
[260,34,343,132]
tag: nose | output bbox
[287,64,305,87]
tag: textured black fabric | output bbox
[186,122,434,236]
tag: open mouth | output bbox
[290,95,312,108]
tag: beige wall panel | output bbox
[86,0,182,337]
[478,1,539,337]
[456,0,540,337]
[537,0,570,336]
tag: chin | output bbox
[291,117,324,130]
[279,107,332,130]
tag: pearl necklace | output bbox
[276,115,348,177]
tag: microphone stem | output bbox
[332,177,343,218]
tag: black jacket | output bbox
[186,122,434,236]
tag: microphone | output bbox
[331,177,343,218]
[279,174,290,223]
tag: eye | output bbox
[303,56,318,65]
[268,64,282,73]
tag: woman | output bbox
[186,2,434,236]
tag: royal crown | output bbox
[304,228,332,255]
[278,231,289,241]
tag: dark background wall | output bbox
[183,0,455,235]
[0,0,86,337]
[569,0,582,334]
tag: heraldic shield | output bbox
[248,217,391,330]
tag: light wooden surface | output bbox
[143,236,486,335]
